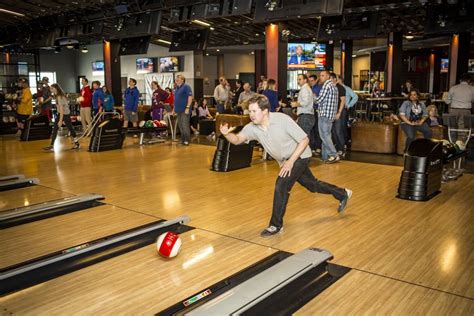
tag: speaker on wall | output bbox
[222,0,252,16]
[120,36,151,55]
[169,29,209,52]
[125,11,162,35]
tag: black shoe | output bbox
[338,189,352,213]
[260,225,283,238]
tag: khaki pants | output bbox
[80,107,92,131]
[449,108,471,130]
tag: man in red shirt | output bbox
[77,77,92,131]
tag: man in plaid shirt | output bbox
[316,71,340,163]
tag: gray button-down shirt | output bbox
[445,82,474,110]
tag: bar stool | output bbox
[354,100,368,121]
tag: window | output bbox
[28,72,56,95]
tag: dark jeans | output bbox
[51,114,77,146]
[332,108,348,152]
[216,102,225,114]
[177,112,191,143]
[297,114,315,136]
[400,122,432,152]
[270,158,346,228]
[310,114,322,151]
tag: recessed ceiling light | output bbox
[210,27,215,30]
[352,54,357,58]
[216,49,220,52]
[192,19,211,27]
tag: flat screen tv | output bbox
[136,57,155,74]
[159,56,180,72]
[441,58,449,73]
[468,59,474,73]
[92,61,104,76]
[287,43,326,70]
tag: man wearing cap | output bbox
[39,77,52,121]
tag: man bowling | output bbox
[220,95,352,237]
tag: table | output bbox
[366,97,393,121]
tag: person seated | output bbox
[399,90,432,152]
[189,99,199,135]
[401,80,414,98]
[426,105,443,127]
[198,98,213,120]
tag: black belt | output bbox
[298,113,314,116]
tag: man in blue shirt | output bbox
[308,74,322,155]
[123,78,140,128]
[92,81,104,116]
[288,45,309,65]
[173,74,193,145]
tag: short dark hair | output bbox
[298,74,308,80]
[267,79,276,86]
[129,78,137,85]
[248,94,270,111]
[460,73,470,82]
[329,72,337,79]
[92,80,101,87]
[309,75,318,81]
[82,78,89,83]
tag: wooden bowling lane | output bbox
[0,229,276,315]
[0,185,73,211]
[296,270,474,315]
[0,204,157,269]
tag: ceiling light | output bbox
[157,39,171,45]
[206,53,209,56]
[216,49,220,52]
[210,27,215,30]
[352,54,357,58]
[265,0,279,11]
[250,51,255,55]
[404,33,414,40]
[0,8,25,17]
[255,33,260,36]
[192,19,211,27]
[66,44,74,49]
[81,46,88,53]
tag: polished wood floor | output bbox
[0,134,473,314]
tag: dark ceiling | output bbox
[0,0,472,51]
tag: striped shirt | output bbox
[316,79,339,120]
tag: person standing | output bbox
[213,77,230,114]
[238,82,256,114]
[445,73,474,130]
[316,71,340,163]
[219,95,352,237]
[262,79,279,112]
[151,81,169,121]
[77,78,92,131]
[174,74,193,145]
[39,77,53,121]
[43,83,80,151]
[123,78,140,129]
[232,80,244,110]
[330,73,347,156]
[291,74,315,136]
[399,90,432,153]
[15,78,33,135]
[102,86,115,112]
[308,74,322,155]
[91,81,104,116]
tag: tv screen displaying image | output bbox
[92,61,104,76]
[159,56,180,72]
[468,59,474,73]
[440,58,449,73]
[136,57,155,74]
[287,43,326,70]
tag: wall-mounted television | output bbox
[136,57,155,74]
[287,43,326,70]
[440,58,449,73]
[468,59,474,73]
[159,56,180,72]
[92,61,104,76]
